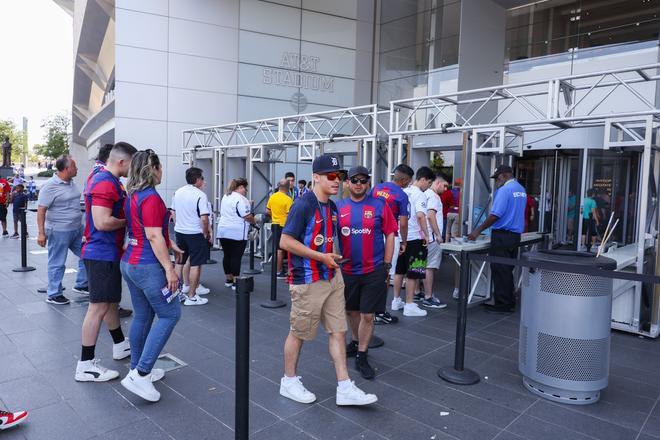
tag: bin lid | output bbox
[523,250,617,270]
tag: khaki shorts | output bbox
[289,272,347,341]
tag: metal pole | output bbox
[243,238,261,275]
[13,210,35,273]
[235,276,253,440]
[437,250,479,384]
[261,224,285,308]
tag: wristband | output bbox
[384,262,392,272]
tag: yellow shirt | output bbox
[266,191,293,226]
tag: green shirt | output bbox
[582,197,597,219]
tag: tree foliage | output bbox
[0,120,25,165]
[35,113,71,159]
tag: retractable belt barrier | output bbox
[439,247,660,387]
[469,253,660,285]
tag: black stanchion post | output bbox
[437,250,479,385]
[261,224,285,308]
[244,238,261,275]
[235,276,253,440]
[13,210,35,273]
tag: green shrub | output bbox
[37,170,55,178]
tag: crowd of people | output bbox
[2,145,531,429]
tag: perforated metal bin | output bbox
[518,250,616,405]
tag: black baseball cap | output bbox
[348,166,370,179]
[491,165,513,179]
[312,154,346,174]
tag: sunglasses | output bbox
[322,172,345,181]
[350,177,369,185]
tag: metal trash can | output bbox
[518,250,616,405]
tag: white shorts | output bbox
[426,241,442,269]
[389,236,401,277]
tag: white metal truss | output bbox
[249,145,286,163]
[182,104,388,150]
[389,63,660,135]
[472,127,524,156]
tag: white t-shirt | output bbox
[425,188,443,240]
[171,185,211,234]
[217,191,251,241]
[405,185,427,241]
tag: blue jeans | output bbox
[120,261,181,373]
[46,228,87,298]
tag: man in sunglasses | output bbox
[279,155,378,406]
[337,166,397,379]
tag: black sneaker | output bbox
[356,353,375,380]
[9,233,18,239]
[422,296,448,309]
[276,271,288,280]
[72,285,89,295]
[1,231,7,237]
[118,307,133,318]
[46,295,70,305]
[346,340,358,358]
[374,312,399,325]
[413,292,424,302]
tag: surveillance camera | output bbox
[555,144,561,148]
[526,145,532,149]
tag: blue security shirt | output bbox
[490,179,527,233]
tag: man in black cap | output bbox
[278,155,378,406]
[336,166,397,379]
[468,165,527,313]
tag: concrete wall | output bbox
[113,0,375,206]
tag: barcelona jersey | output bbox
[371,182,410,221]
[123,187,170,265]
[82,169,126,261]
[282,192,337,285]
[336,196,397,275]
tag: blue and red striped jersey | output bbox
[122,188,170,265]
[336,196,397,275]
[371,182,410,221]
[282,191,338,285]
[82,169,126,261]
[85,160,105,194]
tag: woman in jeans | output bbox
[119,150,182,402]
[217,178,255,289]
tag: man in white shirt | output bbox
[392,166,435,317]
[419,176,447,309]
[171,167,210,306]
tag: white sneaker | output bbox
[149,368,165,382]
[75,359,119,382]
[403,302,427,317]
[113,339,131,360]
[391,297,404,311]
[196,283,210,295]
[452,288,459,299]
[183,284,210,295]
[183,294,208,306]
[279,376,316,404]
[336,381,378,406]
[224,281,233,288]
[121,369,160,402]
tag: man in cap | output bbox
[279,155,378,406]
[337,166,397,379]
[468,165,527,313]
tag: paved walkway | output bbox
[1,216,660,439]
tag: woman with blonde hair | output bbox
[119,149,183,402]
[217,177,255,289]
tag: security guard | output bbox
[468,165,526,313]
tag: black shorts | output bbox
[344,266,388,313]
[84,259,122,303]
[176,232,210,266]
[0,205,6,221]
[397,239,427,279]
